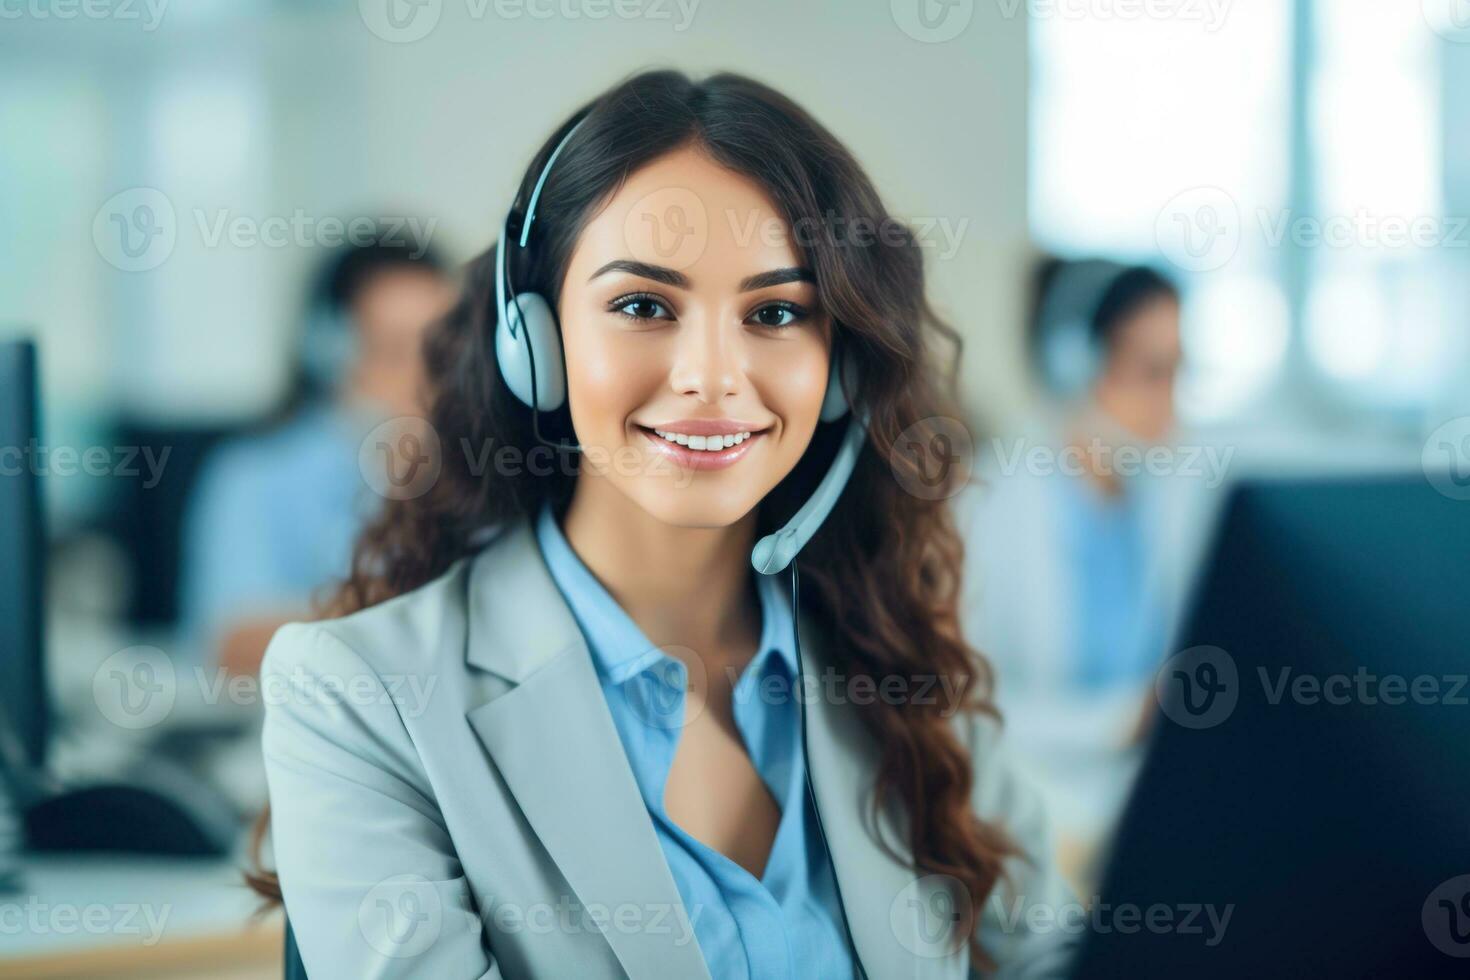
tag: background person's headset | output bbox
[301,230,448,398]
[1033,257,1129,399]
[493,113,881,976]
[300,264,360,397]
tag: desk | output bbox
[0,854,282,979]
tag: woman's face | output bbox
[556,145,832,528]
[1094,294,1182,444]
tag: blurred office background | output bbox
[3,1,1469,975]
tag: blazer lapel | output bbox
[463,522,712,980]
[796,612,970,980]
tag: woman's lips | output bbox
[636,425,765,471]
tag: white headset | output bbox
[1035,257,1128,398]
[492,114,870,576]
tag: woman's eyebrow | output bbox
[588,259,689,288]
[587,260,814,293]
[738,267,813,292]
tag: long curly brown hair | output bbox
[247,67,1019,966]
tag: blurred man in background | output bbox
[958,257,1220,885]
[179,229,455,676]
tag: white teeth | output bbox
[652,429,754,451]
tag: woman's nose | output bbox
[669,317,740,404]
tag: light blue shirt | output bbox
[1055,476,1161,689]
[180,402,377,664]
[533,503,855,980]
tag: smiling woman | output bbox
[247,69,1076,979]
[559,145,831,525]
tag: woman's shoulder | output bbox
[260,521,525,684]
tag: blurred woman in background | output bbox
[179,230,455,676]
[959,257,1217,883]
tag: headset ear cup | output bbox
[819,350,853,422]
[1041,315,1101,398]
[495,292,566,411]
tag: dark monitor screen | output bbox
[0,339,48,772]
[1074,474,1470,976]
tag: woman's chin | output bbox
[620,483,761,532]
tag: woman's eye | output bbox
[749,302,806,329]
[610,294,673,321]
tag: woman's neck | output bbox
[560,477,761,664]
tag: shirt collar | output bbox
[534,502,796,684]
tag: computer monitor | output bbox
[1073,474,1470,976]
[0,339,49,773]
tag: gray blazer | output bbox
[260,519,1078,979]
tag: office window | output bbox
[1030,0,1452,424]
[1303,3,1450,408]
[1029,2,1292,422]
